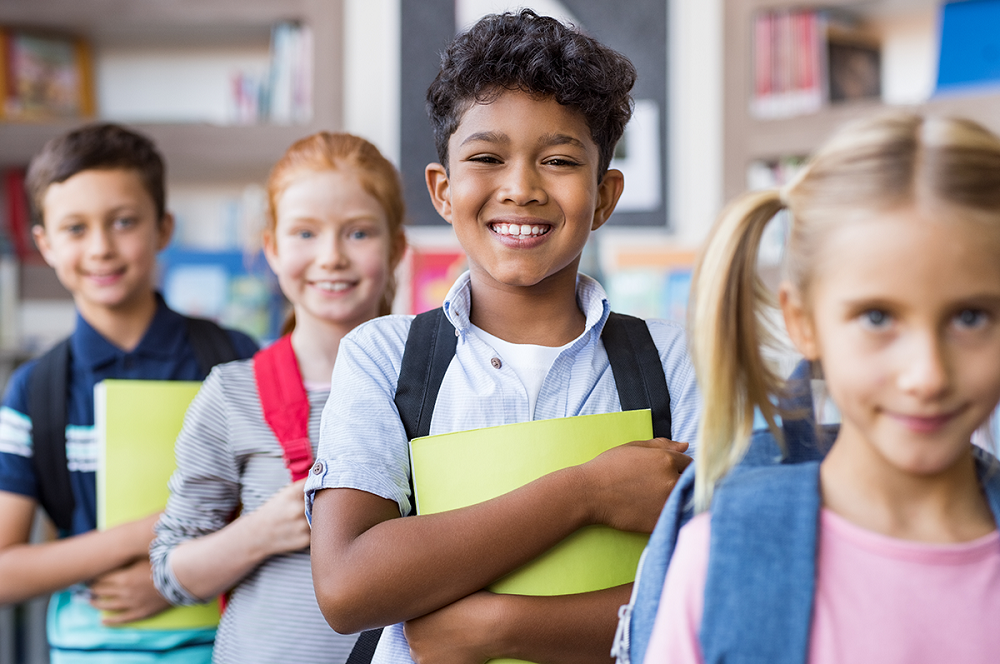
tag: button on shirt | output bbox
[304,272,700,664]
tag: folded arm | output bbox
[0,490,156,606]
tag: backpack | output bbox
[613,361,999,664]
[345,307,675,664]
[28,316,241,533]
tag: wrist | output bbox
[236,510,277,562]
[562,463,599,527]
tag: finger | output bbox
[653,438,689,452]
[666,450,694,473]
[90,594,129,612]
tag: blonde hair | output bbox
[266,132,407,334]
[691,112,1000,510]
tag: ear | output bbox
[780,281,820,360]
[156,212,175,251]
[592,169,625,231]
[32,224,57,268]
[425,163,453,225]
[263,229,280,274]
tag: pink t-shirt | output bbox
[644,509,1000,664]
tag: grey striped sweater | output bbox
[151,359,359,663]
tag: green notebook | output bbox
[409,409,653,664]
[95,379,221,630]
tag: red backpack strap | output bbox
[253,335,314,481]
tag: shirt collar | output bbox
[70,293,187,370]
[442,271,611,339]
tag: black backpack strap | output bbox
[393,308,458,441]
[601,312,672,440]
[345,627,383,664]
[28,338,75,532]
[184,316,240,376]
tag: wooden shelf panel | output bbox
[0,122,323,182]
[0,0,315,37]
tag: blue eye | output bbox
[860,309,891,328]
[955,309,988,329]
[295,229,315,239]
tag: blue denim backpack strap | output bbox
[700,461,822,664]
[615,463,696,664]
[974,446,1000,523]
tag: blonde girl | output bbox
[645,112,1000,663]
[150,133,407,664]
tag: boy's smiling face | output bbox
[33,168,172,321]
[426,90,623,292]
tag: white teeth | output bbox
[491,223,551,238]
[315,281,351,292]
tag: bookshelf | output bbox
[0,0,345,360]
[0,0,344,182]
[723,0,1000,202]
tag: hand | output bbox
[404,591,501,664]
[246,478,311,558]
[578,438,692,533]
[89,557,170,625]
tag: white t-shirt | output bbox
[470,324,572,419]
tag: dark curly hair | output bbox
[26,123,166,227]
[426,9,636,179]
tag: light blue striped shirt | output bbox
[305,272,701,663]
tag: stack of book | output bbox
[751,9,880,119]
[230,21,313,125]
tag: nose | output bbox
[87,226,114,258]
[499,160,547,206]
[897,330,951,400]
[318,231,349,269]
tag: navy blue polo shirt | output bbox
[0,294,258,536]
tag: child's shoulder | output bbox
[1,357,40,413]
[342,314,416,361]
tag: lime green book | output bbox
[409,409,653,664]
[95,379,221,630]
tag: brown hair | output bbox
[690,112,1000,510]
[266,132,407,334]
[25,123,166,226]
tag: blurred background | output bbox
[1,0,996,661]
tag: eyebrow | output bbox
[459,131,587,150]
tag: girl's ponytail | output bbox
[690,189,786,511]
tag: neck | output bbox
[290,309,371,384]
[468,263,586,346]
[76,291,158,352]
[820,424,995,543]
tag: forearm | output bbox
[0,522,149,605]
[167,512,275,601]
[311,466,592,633]
[494,585,631,664]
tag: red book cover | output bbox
[754,12,773,99]
[4,168,41,263]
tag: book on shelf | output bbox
[0,27,94,121]
[229,21,313,125]
[95,379,221,630]
[936,0,1000,94]
[2,168,42,263]
[751,9,880,119]
[409,410,653,664]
